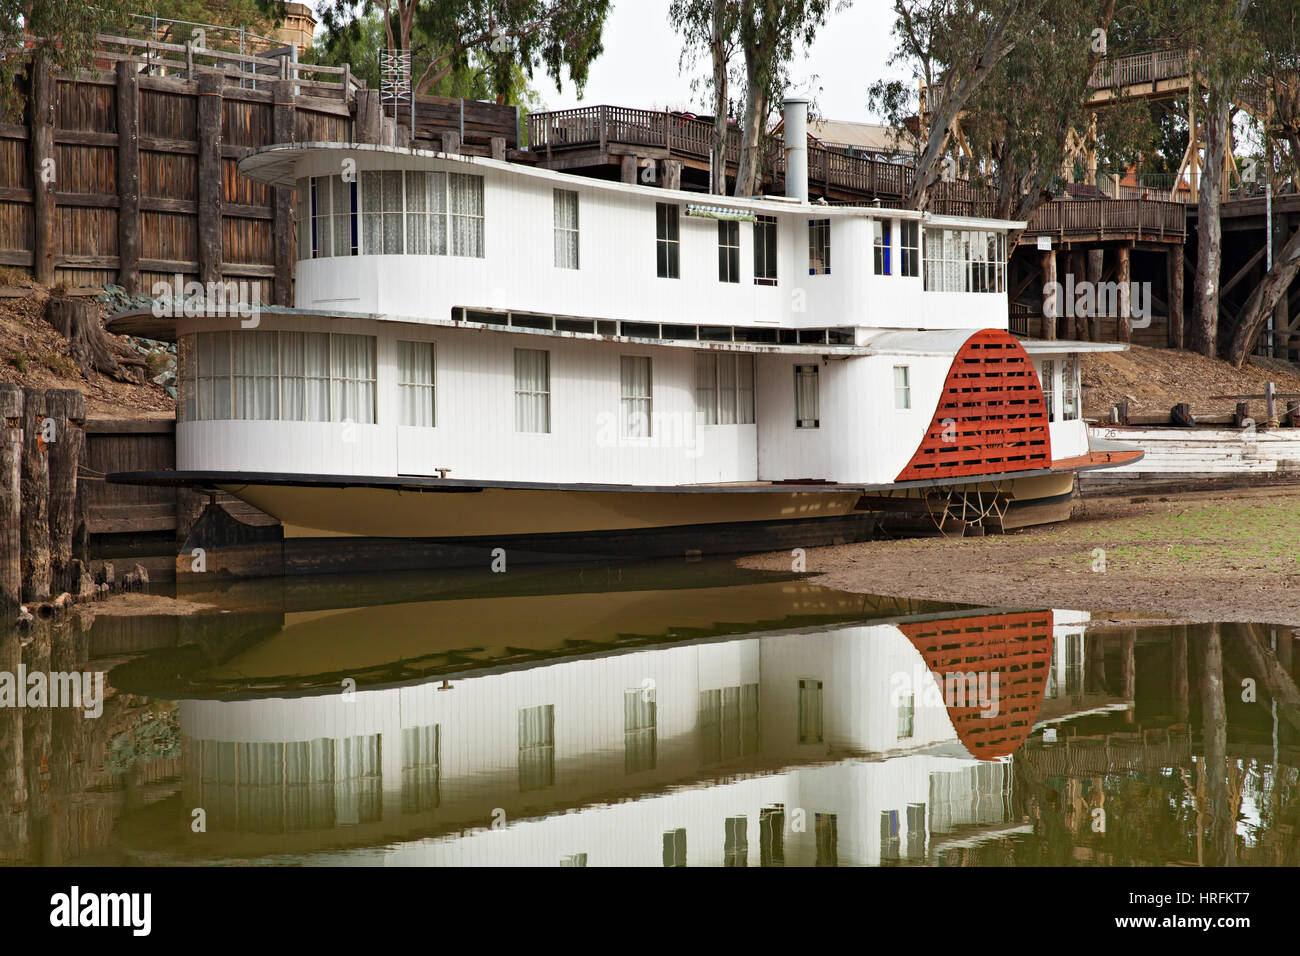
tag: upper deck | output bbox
[238,142,1024,338]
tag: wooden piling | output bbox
[1167,245,1184,349]
[1116,246,1131,344]
[0,385,22,621]
[115,61,142,295]
[30,55,56,286]
[197,73,224,287]
[490,136,506,161]
[663,159,682,191]
[1070,249,1087,340]
[1234,402,1251,428]
[272,80,296,307]
[20,389,50,604]
[621,155,638,185]
[355,89,383,144]
[1287,399,1300,428]
[45,390,85,595]
[1265,381,1277,425]
[1041,249,1057,340]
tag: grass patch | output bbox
[40,352,77,377]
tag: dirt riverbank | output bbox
[739,484,1300,627]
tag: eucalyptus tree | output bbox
[315,0,611,101]
[669,0,741,194]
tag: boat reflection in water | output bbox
[103,563,1092,866]
[10,561,1293,866]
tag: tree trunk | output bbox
[44,298,125,379]
[734,48,766,197]
[1192,86,1230,357]
[1226,225,1300,367]
[709,0,729,196]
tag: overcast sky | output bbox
[303,0,912,123]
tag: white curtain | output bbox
[450,173,484,257]
[279,331,330,422]
[197,331,231,420]
[718,353,737,425]
[401,724,440,813]
[397,340,436,427]
[1062,356,1079,419]
[1040,359,1055,419]
[330,333,376,424]
[737,354,755,424]
[311,177,332,258]
[428,171,448,255]
[233,330,278,420]
[514,348,550,433]
[518,705,555,791]
[620,355,652,437]
[295,180,309,260]
[405,171,428,254]
[796,365,819,426]
[695,352,717,425]
[331,175,353,257]
[381,170,404,254]
[360,171,383,254]
[553,188,579,268]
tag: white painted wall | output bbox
[289,152,1012,333]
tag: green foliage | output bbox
[313,11,542,108]
[104,710,182,775]
[134,0,287,48]
[314,0,611,102]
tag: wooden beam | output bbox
[116,61,141,295]
[1219,244,1266,299]
[197,73,224,287]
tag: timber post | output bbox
[196,73,224,288]
[116,61,142,295]
[621,155,638,185]
[0,386,21,621]
[1116,246,1131,344]
[31,55,57,286]
[1167,245,1183,349]
[46,389,86,596]
[355,89,383,144]
[272,79,297,307]
[20,389,50,604]
[1041,249,1057,340]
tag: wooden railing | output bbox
[528,104,918,199]
[90,33,362,101]
[1022,199,1186,238]
[1089,49,1189,89]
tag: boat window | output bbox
[754,215,778,285]
[695,353,755,425]
[554,189,579,269]
[303,175,358,259]
[307,170,483,260]
[514,348,551,433]
[620,355,653,438]
[900,220,920,277]
[397,340,436,427]
[1040,359,1055,420]
[893,365,911,410]
[795,364,819,428]
[656,203,680,278]
[181,331,375,424]
[874,219,892,276]
[1061,355,1080,420]
[923,227,1005,293]
[808,218,831,275]
[718,219,740,283]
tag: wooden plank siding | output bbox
[1,63,356,300]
